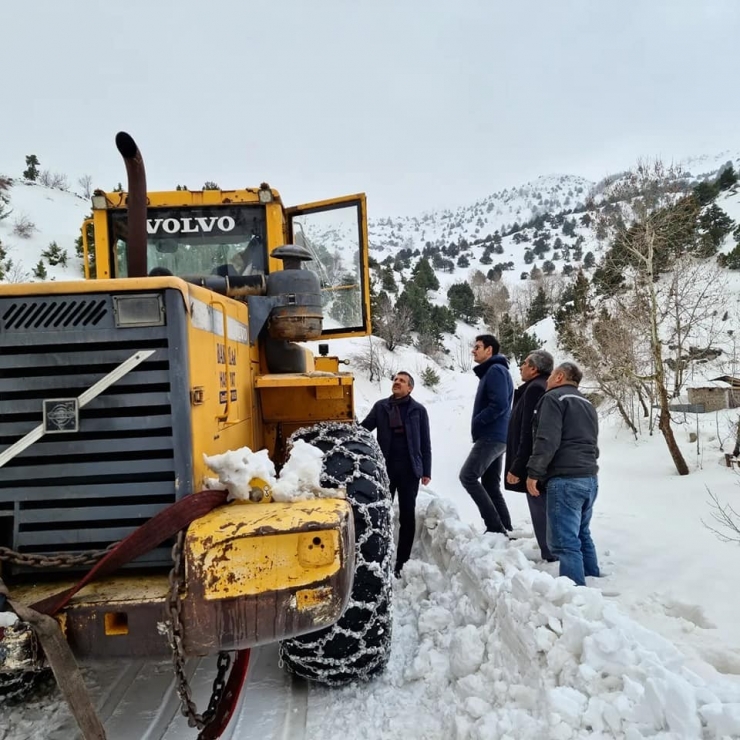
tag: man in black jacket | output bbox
[504,350,555,561]
[361,371,432,577]
[526,362,599,586]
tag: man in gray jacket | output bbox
[526,362,599,586]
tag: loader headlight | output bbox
[91,194,108,209]
[258,184,273,203]
[113,294,166,328]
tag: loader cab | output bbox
[85,189,372,339]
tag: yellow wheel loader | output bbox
[0,133,392,732]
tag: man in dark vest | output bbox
[504,349,555,561]
[361,371,432,578]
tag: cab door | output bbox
[286,194,371,339]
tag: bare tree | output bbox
[452,337,473,373]
[703,487,740,544]
[593,161,705,475]
[12,214,36,238]
[77,174,94,199]
[352,336,396,384]
[3,259,31,283]
[373,299,413,352]
[473,281,510,336]
[38,170,69,190]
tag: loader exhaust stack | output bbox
[115,131,147,278]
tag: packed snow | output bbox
[203,439,343,502]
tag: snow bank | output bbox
[307,492,740,740]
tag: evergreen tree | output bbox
[523,249,534,264]
[542,260,556,275]
[498,313,540,363]
[447,282,479,323]
[23,155,40,181]
[411,257,439,291]
[526,286,549,325]
[583,251,596,268]
[33,260,48,279]
[380,265,397,293]
[457,254,470,268]
[717,164,738,191]
[697,204,734,255]
[41,241,68,267]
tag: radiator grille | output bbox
[1,297,109,331]
[0,291,191,574]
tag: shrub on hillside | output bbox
[38,171,69,190]
[33,260,48,280]
[13,215,36,238]
[420,366,441,390]
[41,241,68,267]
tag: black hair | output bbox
[475,334,500,355]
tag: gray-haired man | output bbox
[504,350,555,561]
[526,362,600,586]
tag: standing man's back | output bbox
[526,362,599,586]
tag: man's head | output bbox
[546,361,583,391]
[521,349,554,382]
[391,371,414,399]
[472,334,499,365]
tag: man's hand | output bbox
[526,477,541,497]
[421,477,431,486]
[506,472,520,485]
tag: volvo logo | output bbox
[43,399,79,434]
[147,216,236,235]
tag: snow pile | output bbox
[203,439,344,502]
[0,612,18,628]
[306,492,740,740]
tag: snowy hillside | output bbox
[0,177,88,283]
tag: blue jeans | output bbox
[459,440,512,533]
[546,476,599,586]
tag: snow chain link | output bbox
[166,531,232,733]
[279,422,394,685]
[0,545,117,703]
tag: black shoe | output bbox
[393,569,402,579]
[544,556,558,563]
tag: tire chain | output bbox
[165,531,232,733]
[0,543,117,702]
[279,421,394,686]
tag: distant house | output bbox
[686,379,731,412]
[710,376,740,408]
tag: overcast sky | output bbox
[2,0,739,215]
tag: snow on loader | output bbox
[0,133,393,738]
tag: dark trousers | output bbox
[388,463,420,571]
[527,489,555,561]
[459,440,512,533]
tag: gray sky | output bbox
[3,0,739,215]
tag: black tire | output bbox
[0,669,54,704]
[278,421,393,686]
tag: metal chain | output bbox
[165,531,232,731]
[0,544,117,570]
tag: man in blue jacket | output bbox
[361,371,432,577]
[460,334,514,535]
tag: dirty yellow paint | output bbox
[295,587,333,611]
[185,499,352,600]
